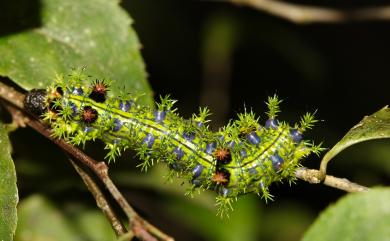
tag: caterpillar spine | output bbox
[23,70,323,216]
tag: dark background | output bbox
[124,1,390,136]
[121,1,390,240]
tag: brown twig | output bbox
[0,83,24,109]
[295,167,369,192]
[229,0,390,24]
[26,113,173,241]
[68,157,127,237]
[0,82,174,241]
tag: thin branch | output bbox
[0,82,174,241]
[68,157,127,237]
[229,0,390,24]
[25,114,173,241]
[0,82,24,109]
[295,167,369,192]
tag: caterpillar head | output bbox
[24,85,66,118]
[24,89,48,117]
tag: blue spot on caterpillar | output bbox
[23,70,322,216]
[246,131,261,145]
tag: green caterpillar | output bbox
[24,70,322,216]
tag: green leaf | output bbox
[15,195,82,241]
[0,123,18,241]
[0,0,153,106]
[73,210,117,241]
[15,195,116,241]
[320,106,390,175]
[301,187,390,241]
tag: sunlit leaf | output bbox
[0,0,153,106]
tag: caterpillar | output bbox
[23,70,322,216]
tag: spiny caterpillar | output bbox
[24,70,322,216]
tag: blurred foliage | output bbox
[15,195,116,241]
[0,0,389,241]
[302,187,390,241]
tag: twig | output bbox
[0,82,24,109]
[295,167,369,192]
[0,82,174,241]
[68,157,127,237]
[229,0,390,24]
[25,113,173,241]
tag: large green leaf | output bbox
[0,123,18,241]
[0,0,153,106]
[301,187,390,241]
[320,106,390,175]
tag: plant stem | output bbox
[230,0,390,24]
[25,113,174,241]
[68,157,127,237]
[295,167,369,192]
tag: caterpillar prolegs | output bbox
[24,70,322,216]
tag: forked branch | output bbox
[0,82,173,241]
